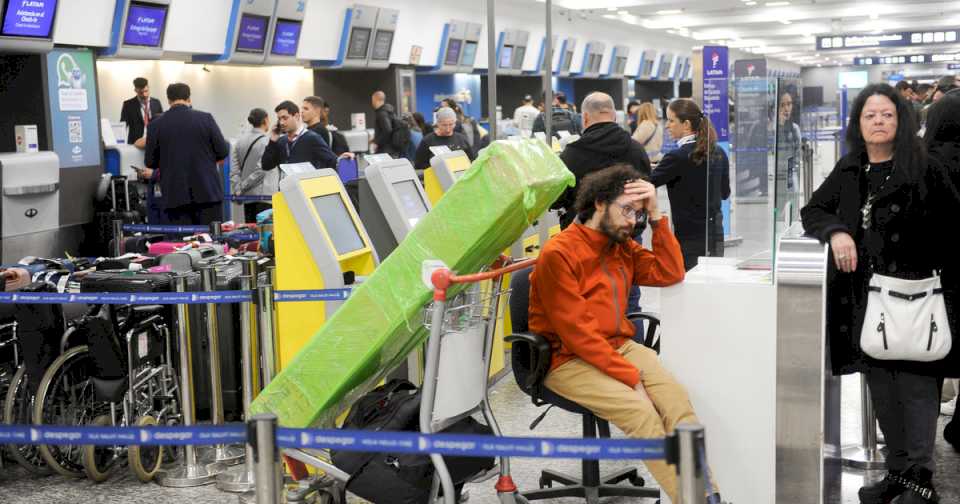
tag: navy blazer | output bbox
[120,96,163,144]
[261,129,338,172]
[144,105,230,208]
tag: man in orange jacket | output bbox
[529,164,720,504]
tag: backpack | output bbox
[390,114,412,153]
[550,108,580,135]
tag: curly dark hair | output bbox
[845,83,925,179]
[574,164,643,224]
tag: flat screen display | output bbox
[347,26,370,59]
[122,1,167,48]
[460,41,477,66]
[271,19,301,56]
[1,0,57,38]
[593,54,603,73]
[235,13,268,53]
[444,38,462,66]
[643,59,654,77]
[561,50,573,72]
[616,56,627,74]
[311,194,365,255]
[499,45,513,69]
[512,45,526,69]
[392,180,428,228]
[838,71,869,89]
[371,29,392,61]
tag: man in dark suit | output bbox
[120,77,163,146]
[261,100,338,173]
[144,83,230,225]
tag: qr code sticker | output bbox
[68,120,82,143]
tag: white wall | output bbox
[163,0,233,55]
[53,0,116,47]
[96,60,314,139]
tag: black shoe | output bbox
[898,465,940,504]
[858,470,906,504]
[945,419,959,452]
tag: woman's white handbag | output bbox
[860,273,952,362]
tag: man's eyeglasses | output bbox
[611,202,645,222]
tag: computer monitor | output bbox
[371,29,393,61]
[512,45,526,70]
[347,26,371,59]
[616,56,627,74]
[461,41,478,66]
[122,1,168,48]
[392,180,428,227]
[499,45,513,69]
[561,50,573,72]
[1,0,57,38]
[271,19,301,56]
[235,13,269,53]
[444,38,462,66]
[311,193,365,255]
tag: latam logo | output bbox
[747,64,756,76]
[711,51,720,68]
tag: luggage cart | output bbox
[281,255,534,504]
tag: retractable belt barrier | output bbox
[0,424,666,460]
[0,288,352,305]
[228,195,274,202]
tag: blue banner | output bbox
[45,49,102,169]
[702,46,729,142]
[122,224,209,234]
[274,289,352,302]
[228,195,274,202]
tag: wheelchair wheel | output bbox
[34,345,103,479]
[3,366,51,475]
[81,414,123,482]
[129,414,163,482]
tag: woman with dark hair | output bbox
[802,83,960,504]
[650,98,730,271]
[923,92,960,455]
[230,107,272,222]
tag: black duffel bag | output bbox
[332,379,496,504]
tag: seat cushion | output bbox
[542,383,594,415]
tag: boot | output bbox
[945,418,959,452]
[857,470,905,504]
[897,465,939,504]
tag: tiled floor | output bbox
[1,373,957,504]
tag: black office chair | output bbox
[505,266,661,503]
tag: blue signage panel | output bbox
[1,0,57,38]
[818,30,959,50]
[45,49,102,168]
[702,46,729,142]
[271,19,301,56]
[123,1,167,48]
[236,13,268,53]
[853,53,960,65]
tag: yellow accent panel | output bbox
[549,224,561,238]
[424,168,444,206]
[446,155,471,174]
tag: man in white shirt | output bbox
[513,95,540,136]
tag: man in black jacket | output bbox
[413,107,475,170]
[302,96,353,158]
[261,100,338,174]
[144,83,229,225]
[554,92,651,228]
[371,90,401,157]
[120,77,163,146]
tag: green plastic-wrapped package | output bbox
[250,139,574,428]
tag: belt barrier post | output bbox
[112,219,124,257]
[257,266,278,386]
[253,414,282,504]
[217,258,260,492]
[199,265,245,467]
[676,424,707,504]
[210,220,222,243]
[841,377,886,469]
[157,275,222,487]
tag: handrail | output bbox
[429,257,538,301]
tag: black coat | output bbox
[308,123,351,156]
[261,129,338,172]
[413,131,475,170]
[373,104,400,156]
[120,96,163,144]
[144,105,229,208]
[800,151,960,378]
[554,122,651,227]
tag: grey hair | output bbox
[436,107,457,122]
[581,92,615,116]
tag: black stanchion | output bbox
[112,219,124,257]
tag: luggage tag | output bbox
[138,331,149,359]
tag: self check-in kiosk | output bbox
[435,20,482,73]
[334,4,398,69]
[193,0,276,65]
[496,29,529,76]
[0,152,60,262]
[557,37,577,76]
[638,51,654,79]
[608,45,630,78]
[273,169,379,369]
[423,149,470,205]
[101,0,170,59]
[579,41,605,78]
[264,0,305,65]
[0,0,59,52]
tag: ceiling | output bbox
[524,0,960,67]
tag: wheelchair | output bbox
[32,303,181,482]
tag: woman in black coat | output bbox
[650,98,730,271]
[801,84,960,504]
[923,92,960,454]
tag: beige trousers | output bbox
[544,340,707,503]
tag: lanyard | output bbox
[285,127,306,159]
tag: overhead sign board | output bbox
[853,52,960,65]
[818,30,959,50]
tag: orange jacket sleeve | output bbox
[535,247,641,388]
[629,216,686,287]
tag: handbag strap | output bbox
[239,134,267,175]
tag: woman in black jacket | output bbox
[801,84,960,504]
[650,98,730,271]
[923,92,960,454]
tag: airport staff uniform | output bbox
[529,218,700,504]
[144,104,230,225]
[120,95,163,144]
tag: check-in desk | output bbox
[659,222,840,503]
[0,152,61,262]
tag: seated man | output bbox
[528,164,721,504]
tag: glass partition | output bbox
[774,78,804,233]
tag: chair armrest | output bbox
[505,332,552,401]
[627,312,661,354]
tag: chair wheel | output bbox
[629,475,645,487]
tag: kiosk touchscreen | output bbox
[423,150,470,205]
[273,169,378,368]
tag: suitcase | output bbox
[87,210,143,257]
[95,255,161,271]
[158,245,224,273]
[108,233,165,255]
[2,268,31,292]
[148,241,226,257]
[80,271,179,293]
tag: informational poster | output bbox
[734,58,767,79]
[701,45,729,142]
[734,79,772,198]
[45,48,101,168]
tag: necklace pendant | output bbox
[861,201,873,230]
